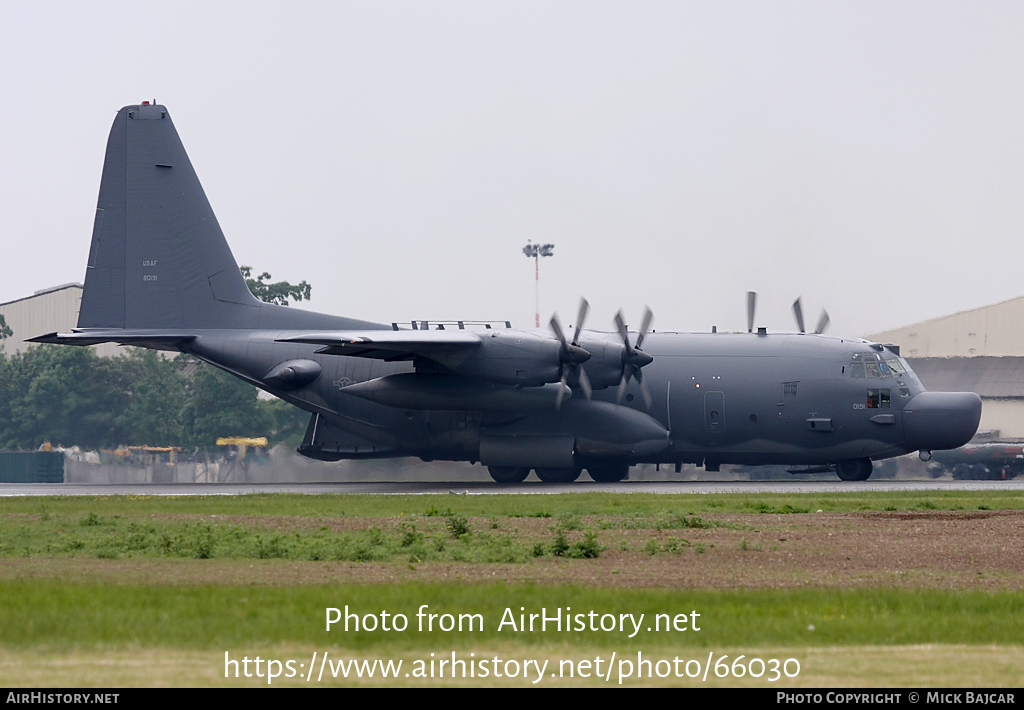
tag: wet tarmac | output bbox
[1,480,1022,496]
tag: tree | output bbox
[178,357,273,446]
[1,346,121,448]
[0,269,318,450]
[0,346,189,450]
[240,266,311,307]
[0,314,11,341]
[107,349,188,445]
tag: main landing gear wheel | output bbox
[534,467,582,483]
[587,464,630,482]
[835,458,873,481]
[487,466,530,483]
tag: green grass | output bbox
[0,582,1020,651]
[2,489,1020,519]
[0,514,555,564]
[1,490,1021,686]
[1,490,1017,563]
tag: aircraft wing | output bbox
[278,331,482,361]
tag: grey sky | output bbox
[2,2,1022,338]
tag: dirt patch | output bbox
[2,509,1022,590]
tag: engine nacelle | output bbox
[427,331,563,386]
[571,336,627,389]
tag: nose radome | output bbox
[903,391,983,452]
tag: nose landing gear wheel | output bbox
[534,467,582,483]
[835,458,873,481]
[487,466,530,484]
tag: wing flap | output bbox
[277,330,481,361]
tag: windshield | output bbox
[850,352,915,398]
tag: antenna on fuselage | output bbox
[746,291,757,333]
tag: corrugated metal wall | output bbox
[866,295,1024,358]
[0,285,121,357]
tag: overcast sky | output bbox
[2,2,1022,338]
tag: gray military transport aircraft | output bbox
[32,103,982,483]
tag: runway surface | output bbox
[1,480,1022,496]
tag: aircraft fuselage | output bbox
[182,325,979,472]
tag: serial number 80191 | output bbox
[712,655,799,680]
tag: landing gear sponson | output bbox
[487,465,630,483]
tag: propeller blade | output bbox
[815,309,830,335]
[614,311,633,354]
[636,306,653,349]
[577,366,593,399]
[551,312,590,365]
[639,377,653,410]
[549,314,567,347]
[555,375,568,410]
[572,298,590,347]
[553,302,593,399]
[614,309,655,399]
[747,291,757,333]
[792,297,806,333]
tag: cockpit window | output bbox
[850,354,894,379]
[886,358,907,375]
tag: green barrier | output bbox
[0,451,64,483]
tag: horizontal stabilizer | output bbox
[29,330,196,351]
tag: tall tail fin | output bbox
[79,104,262,329]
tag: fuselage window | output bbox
[867,388,891,409]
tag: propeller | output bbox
[792,297,830,334]
[549,298,593,409]
[815,309,830,335]
[792,297,805,333]
[614,307,654,409]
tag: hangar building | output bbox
[0,283,121,358]
[866,295,1024,438]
